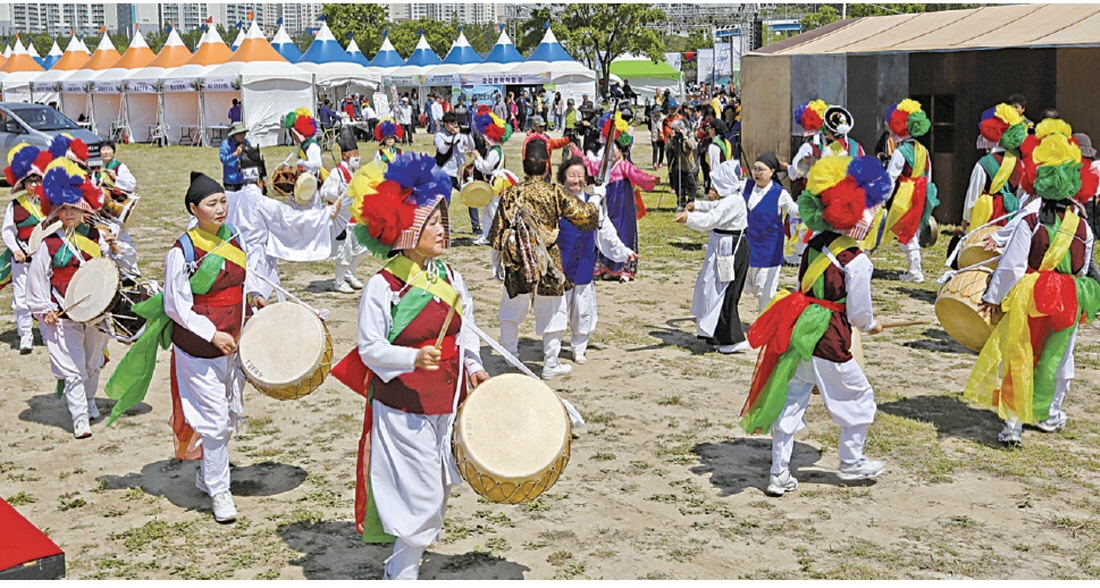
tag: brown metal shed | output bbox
[742,3,1100,224]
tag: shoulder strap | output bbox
[801,236,858,293]
[178,232,196,265]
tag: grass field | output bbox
[2,125,1100,579]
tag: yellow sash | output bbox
[15,192,44,222]
[187,226,246,270]
[71,231,102,260]
[1039,209,1079,272]
[386,255,463,315]
[800,236,858,293]
[989,152,1017,195]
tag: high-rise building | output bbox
[158,3,207,34]
[11,3,107,36]
[388,2,501,25]
[275,3,323,36]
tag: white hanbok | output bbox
[319,161,368,285]
[687,161,748,340]
[2,198,36,347]
[357,263,484,580]
[26,227,137,426]
[745,180,799,313]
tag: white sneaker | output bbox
[87,400,100,420]
[837,458,886,480]
[19,333,32,355]
[718,341,751,354]
[333,280,355,294]
[542,363,573,380]
[784,253,801,266]
[898,272,925,283]
[573,349,587,364]
[344,274,364,290]
[73,416,92,439]
[472,235,490,246]
[998,423,1023,446]
[765,472,799,497]
[1036,412,1068,433]
[212,492,237,523]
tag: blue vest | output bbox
[557,192,598,286]
[743,180,785,267]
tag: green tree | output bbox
[556,4,667,95]
[292,31,314,53]
[800,6,841,31]
[515,7,553,55]
[388,18,459,59]
[323,4,389,57]
[463,23,499,56]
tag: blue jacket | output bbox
[219,136,247,186]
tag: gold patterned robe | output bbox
[489,176,599,297]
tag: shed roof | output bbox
[758,4,1100,56]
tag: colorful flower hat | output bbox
[283,107,317,138]
[599,110,632,147]
[373,117,405,142]
[794,99,826,137]
[39,157,101,217]
[885,98,930,138]
[48,134,89,168]
[4,143,53,191]
[473,105,512,144]
[1018,118,1098,202]
[798,155,893,234]
[978,103,1027,151]
[348,152,453,258]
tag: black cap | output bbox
[186,172,223,213]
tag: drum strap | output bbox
[183,225,246,271]
[800,236,856,294]
[384,256,463,340]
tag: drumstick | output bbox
[435,305,456,351]
[878,320,929,329]
[58,294,91,316]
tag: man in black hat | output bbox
[321,127,364,293]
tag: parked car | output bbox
[0,103,102,180]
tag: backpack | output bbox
[435,134,457,168]
[500,188,563,297]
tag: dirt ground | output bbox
[3,128,1100,580]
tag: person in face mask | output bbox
[321,127,368,293]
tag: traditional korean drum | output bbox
[957,225,1002,270]
[460,180,494,209]
[63,257,121,324]
[453,373,572,504]
[935,267,1001,353]
[237,302,333,400]
[271,165,317,205]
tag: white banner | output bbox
[697,49,713,85]
[61,82,88,94]
[92,80,120,93]
[160,78,199,92]
[715,44,733,81]
[373,92,391,119]
[462,72,550,86]
[127,80,158,94]
[664,52,682,72]
[30,82,58,93]
[203,77,239,92]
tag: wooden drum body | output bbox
[935,267,1001,353]
[453,374,571,504]
[237,302,333,400]
[958,225,1001,270]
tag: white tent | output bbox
[203,21,313,147]
[28,37,88,106]
[509,27,596,101]
[467,30,524,77]
[90,30,156,141]
[157,27,234,145]
[423,30,481,88]
[124,28,193,143]
[295,21,377,98]
[0,39,47,104]
[388,35,441,104]
[58,35,122,132]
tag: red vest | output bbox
[170,237,246,359]
[798,234,861,363]
[11,197,40,242]
[44,227,100,304]
[372,271,467,415]
[1024,209,1089,275]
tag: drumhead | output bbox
[27,220,62,258]
[455,374,570,479]
[294,173,318,205]
[460,181,494,208]
[238,302,326,388]
[64,257,120,323]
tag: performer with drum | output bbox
[96,140,136,196]
[965,119,1099,447]
[321,128,366,294]
[2,144,52,353]
[881,99,939,283]
[739,154,892,495]
[340,152,489,579]
[961,104,1027,233]
[372,118,404,164]
[489,141,600,379]
[25,156,136,439]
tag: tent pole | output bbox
[198,84,208,147]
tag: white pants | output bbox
[334,233,368,283]
[748,265,782,314]
[42,318,108,424]
[900,237,922,275]
[499,288,569,354]
[770,357,876,476]
[563,282,599,355]
[10,260,32,343]
[371,401,458,580]
[173,347,243,497]
[480,197,500,241]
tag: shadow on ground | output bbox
[96,459,307,513]
[19,393,152,434]
[902,327,977,355]
[877,393,1004,447]
[276,520,530,580]
[627,317,739,356]
[692,438,877,496]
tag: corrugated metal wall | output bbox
[741,54,791,166]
